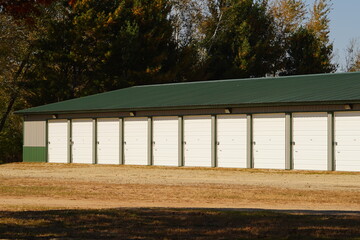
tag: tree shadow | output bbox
[1,208,360,239]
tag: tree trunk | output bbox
[0,56,29,134]
[0,92,17,133]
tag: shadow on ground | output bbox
[1,208,360,239]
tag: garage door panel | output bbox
[294,121,327,127]
[184,116,211,167]
[255,138,286,143]
[293,136,327,144]
[124,118,148,165]
[294,145,327,151]
[184,159,210,166]
[186,133,211,137]
[184,151,210,156]
[48,120,68,163]
[254,145,285,151]
[72,119,93,164]
[294,131,329,136]
[294,152,327,158]
[295,164,326,170]
[253,161,283,169]
[335,112,360,171]
[153,117,178,166]
[125,153,147,157]
[336,151,360,158]
[253,114,285,170]
[125,137,147,143]
[97,119,119,165]
[125,146,147,151]
[293,113,328,171]
[336,145,360,150]
[218,144,246,149]
[336,135,360,142]
[254,151,285,158]
[337,127,360,131]
[255,127,284,131]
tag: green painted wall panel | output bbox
[23,147,47,163]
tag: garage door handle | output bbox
[97,141,100,144]
[48,141,50,145]
[217,141,220,145]
[292,142,295,146]
[183,141,186,145]
[124,141,126,145]
[253,141,256,145]
[334,142,338,146]
[153,141,155,145]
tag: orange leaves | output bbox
[68,0,77,6]
[132,7,143,16]
[146,65,162,74]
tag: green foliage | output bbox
[281,27,336,75]
[27,0,178,106]
[0,92,23,163]
[200,0,281,79]
[271,0,336,76]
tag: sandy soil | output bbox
[0,163,360,211]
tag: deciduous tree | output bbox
[200,0,281,79]
[271,0,336,75]
[344,39,360,72]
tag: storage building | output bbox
[16,72,360,171]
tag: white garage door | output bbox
[48,120,68,163]
[293,113,328,171]
[124,117,148,165]
[335,112,360,171]
[184,116,212,167]
[153,117,179,166]
[97,118,120,165]
[72,119,93,164]
[217,115,247,168]
[253,114,285,169]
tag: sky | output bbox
[306,0,360,70]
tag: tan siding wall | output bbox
[24,121,46,147]
[25,115,52,121]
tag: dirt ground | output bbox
[0,163,360,212]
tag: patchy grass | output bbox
[1,163,360,239]
[1,208,360,239]
[1,178,360,209]
[1,163,360,210]
[8,162,360,175]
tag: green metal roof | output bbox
[16,72,360,114]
